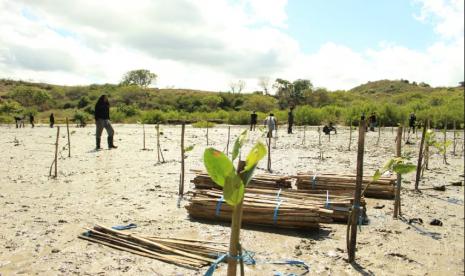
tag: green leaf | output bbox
[223,172,244,206]
[372,169,382,181]
[244,142,267,171]
[382,159,396,171]
[184,145,194,152]
[203,148,235,187]
[393,163,416,175]
[232,130,248,161]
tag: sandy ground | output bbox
[0,123,463,276]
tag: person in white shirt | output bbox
[264,113,278,138]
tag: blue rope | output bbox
[215,196,224,216]
[353,204,363,232]
[204,250,256,276]
[273,189,283,224]
[111,223,137,230]
[324,190,330,209]
[312,173,317,189]
[269,260,310,276]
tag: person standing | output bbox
[287,107,294,134]
[250,111,258,131]
[408,112,416,134]
[29,113,35,128]
[49,113,55,128]
[94,95,117,150]
[264,113,277,138]
[369,112,377,131]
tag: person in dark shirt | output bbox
[369,112,377,131]
[29,113,35,128]
[323,122,337,135]
[250,111,258,131]
[408,112,416,134]
[49,113,55,128]
[287,106,294,134]
[95,95,117,150]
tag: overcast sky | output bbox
[0,0,463,91]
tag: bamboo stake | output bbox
[227,161,246,276]
[156,124,165,163]
[414,121,427,191]
[54,126,60,178]
[206,123,209,146]
[443,120,448,164]
[348,119,365,263]
[348,120,352,151]
[66,117,71,157]
[142,124,146,150]
[318,126,321,146]
[302,125,306,145]
[376,124,381,145]
[394,126,402,218]
[267,135,271,172]
[453,121,457,156]
[425,121,430,170]
[179,123,185,196]
[226,126,231,156]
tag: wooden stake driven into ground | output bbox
[415,121,428,191]
[453,121,457,156]
[179,123,185,196]
[206,123,209,146]
[227,161,245,276]
[394,126,402,218]
[376,124,381,145]
[142,124,146,150]
[443,120,448,164]
[66,117,71,157]
[53,126,60,178]
[348,119,353,151]
[302,125,306,145]
[348,119,365,263]
[156,124,165,163]
[267,135,271,172]
[226,126,231,156]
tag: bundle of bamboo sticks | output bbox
[295,172,396,199]
[79,224,228,269]
[190,169,292,190]
[186,188,363,229]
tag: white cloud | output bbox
[0,0,463,92]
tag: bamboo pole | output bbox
[348,119,365,263]
[318,126,321,146]
[376,124,381,145]
[267,135,271,172]
[227,161,246,276]
[66,117,71,157]
[394,126,402,218]
[348,120,352,151]
[302,125,306,145]
[206,123,209,146]
[443,120,448,164]
[226,126,231,156]
[156,124,165,163]
[54,126,60,178]
[453,121,457,156]
[414,121,427,191]
[142,124,146,150]
[179,123,185,196]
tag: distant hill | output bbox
[349,79,434,95]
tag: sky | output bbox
[0,0,463,92]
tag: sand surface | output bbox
[0,124,463,275]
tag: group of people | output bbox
[14,114,35,128]
[249,107,337,137]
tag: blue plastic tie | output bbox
[215,196,224,216]
[204,250,256,276]
[111,223,137,230]
[273,200,282,224]
[325,190,330,209]
[312,173,317,189]
[353,204,363,232]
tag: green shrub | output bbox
[141,110,166,124]
[192,120,216,128]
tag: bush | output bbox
[73,111,90,125]
[117,104,140,117]
[141,110,166,124]
[192,121,216,128]
[78,96,90,108]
